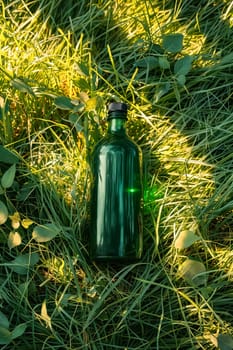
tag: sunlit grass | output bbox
[0,0,233,349]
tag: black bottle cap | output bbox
[108,102,128,119]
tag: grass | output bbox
[0,0,233,349]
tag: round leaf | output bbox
[134,56,159,70]
[8,231,22,249]
[162,33,183,53]
[10,252,40,275]
[11,323,27,340]
[32,223,60,243]
[174,55,194,75]
[0,201,8,225]
[218,334,233,350]
[0,326,11,345]
[174,230,200,250]
[0,186,4,195]
[176,74,186,86]
[1,164,16,189]
[179,258,207,286]
[54,96,74,110]
[0,311,9,329]
[220,52,233,65]
[0,146,19,164]
[158,56,170,69]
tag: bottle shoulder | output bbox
[93,134,141,153]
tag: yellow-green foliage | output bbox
[0,0,233,349]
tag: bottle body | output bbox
[90,128,143,261]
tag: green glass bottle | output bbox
[90,102,143,261]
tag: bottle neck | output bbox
[107,118,127,135]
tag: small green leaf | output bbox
[174,230,200,250]
[69,115,83,132]
[173,85,181,104]
[218,334,233,350]
[158,56,170,69]
[176,74,186,86]
[174,55,194,75]
[1,163,16,189]
[75,63,89,76]
[134,56,159,70]
[18,281,37,297]
[0,201,8,225]
[0,311,9,329]
[0,146,19,164]
[8,231,22,249]
[150,43,164,54]
[11,323,27,340]
[54,96,74,110]
[154,82,171,102]
[69,104,85,117]
[162,33,183,53]
[0,326,11,345]
[179,258,207,286]
[10,252,40,275]
[75,78,90,91]
[32,223,60,243]
[220,52,233,65]
[11,78,35,95]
